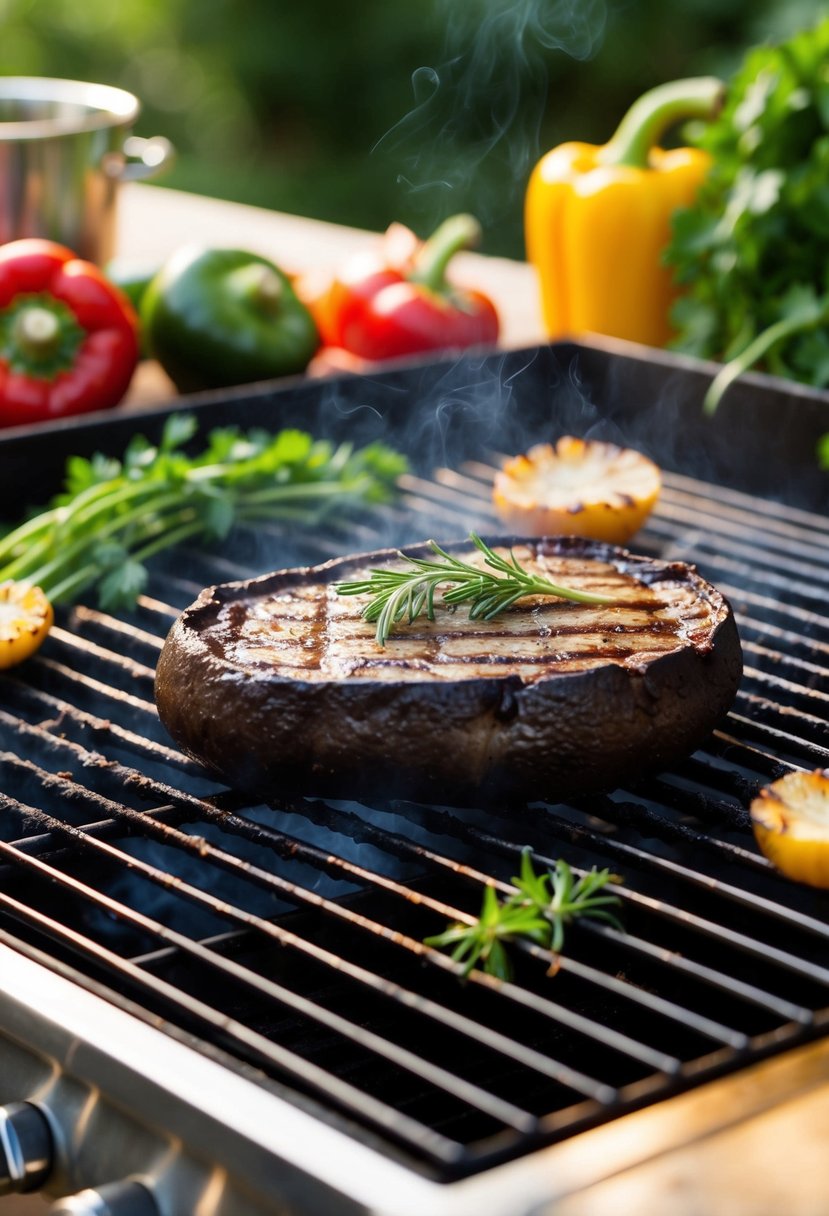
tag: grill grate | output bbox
[3,438,829,1181]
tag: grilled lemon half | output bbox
[751,769,829,888]
[493,436,661,544]
[0,581,54,669]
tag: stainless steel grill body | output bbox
[1,339,828,1213]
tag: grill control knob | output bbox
[51,1180,159,1216]
[0,1101,53,1194]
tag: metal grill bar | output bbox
[6,693,809,1042]
[0,883,466,1165]
[742,641,829,683]
[29,653,157,714]
[661,470,829,530]
[0,839,542,1139]
[649,505,829,571]
[2,682,201,773]
[423,812,816,1011]
[0,743,672,1088]
[288,798,805,1024]
[721,712,829,766]
[3,710,821,1040]
[258,813,753,1048]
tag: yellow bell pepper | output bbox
[525,77,723,348]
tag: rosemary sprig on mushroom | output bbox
[335,532,616,646]
[425,849,624,981]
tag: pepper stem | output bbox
[253,265,283,311]
[14,306,61,359]
[408,213,482,293]
[231,263,284,315]
[599,76,724,170]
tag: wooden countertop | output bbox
[116,183,547,408]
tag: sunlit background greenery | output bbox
[0,0,823,257]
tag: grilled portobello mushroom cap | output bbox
[155,537,743,806]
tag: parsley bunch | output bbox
[425,850,623,981]
[0,413,406,611]
[665,18,829,412]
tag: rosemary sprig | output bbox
[424,849,623,981]
[335,532,616,646]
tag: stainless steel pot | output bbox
[0,77,174,265]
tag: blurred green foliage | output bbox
[0,0,824,257]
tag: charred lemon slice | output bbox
[0,581,54,669]
[751,769,829,888]
[493,436,661,543]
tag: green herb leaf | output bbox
[544,856,625,956]
[98,558,149,612]
[160,411,199,453]
[424,883,552,981]
[199,494,237,541]
[58,453,123,502]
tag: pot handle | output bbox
[108,135,176,182]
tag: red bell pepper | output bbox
[0,239,139,429]
[313,214,500,362]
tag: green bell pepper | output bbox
[141,246,319,392]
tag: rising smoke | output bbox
[375,0,608,227]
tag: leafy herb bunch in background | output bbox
[666,17,829,401]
